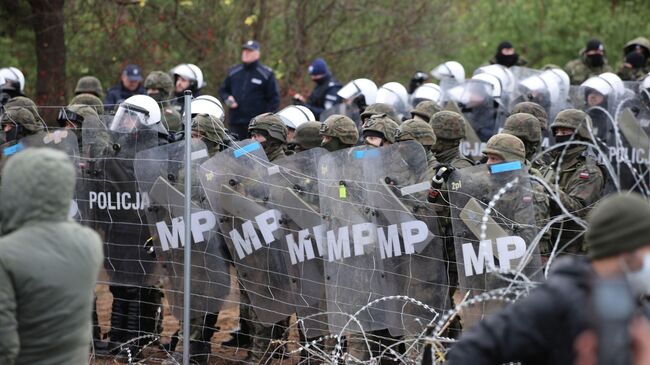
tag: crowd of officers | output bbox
[0,36,649,364]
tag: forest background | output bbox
[2,0,649,121]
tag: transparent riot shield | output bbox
[510,66,542,85]
[609,109,650,193]
[199,139,296,325]
[80,127,162,286]
[265,147,330,338]
[318,145,388,334]
[361,141,450,336]
[134,140,232,320]
[445,101,484,161]
[448,163,542,328]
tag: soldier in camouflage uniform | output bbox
[359,102,401,125]
[69,93,104,117]
[170,113,233,365]
[429,111,474,168]
[502,112,546,168]
[395,118,437,170]
[426,110,474,337]
[1,106,44,144]
[411,100,442,123]
[511,101,549,134]
[564,39,613,85]
[248,112,290,162]
[243,112,291,362]
[500,115,552,255]
[289,120,322,152]
[617,37,650,81]
[144,71,182,133]
[74,76,104,99]
[542,109,605,255]
[319,114,359,152]
[361,113,398,147]
[3,96,45,128]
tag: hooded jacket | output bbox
[446,257,593,365]
[0,148,103,364]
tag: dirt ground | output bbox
[90,270,302,365]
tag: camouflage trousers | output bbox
[240,290,290,362]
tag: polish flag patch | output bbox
[579,172,590,179]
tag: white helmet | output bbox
[171,63,205,89]
[188,95,224,121]
[411,83,442,106]
[641,73,650,91]
[276,105,315,130]
[0,67,25,94]
[581,72,625,98]
[471,73,502,99]
[520,70,566,105]
[110,94,166,135]
[474,64,516,94]
[376,82,409,108]
[431,61,465,83]
[338,78,377,106]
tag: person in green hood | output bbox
[0,147,103,364]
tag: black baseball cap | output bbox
[123,64,143,82]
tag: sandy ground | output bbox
[90,269,301,364]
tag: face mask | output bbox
[587,54,605,67]
[321,138,343,152]
[554,134,574,144]
[624,253,650,295]
[495,53,519,67]
[148,92,167,103]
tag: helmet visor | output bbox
[109,103,149,133]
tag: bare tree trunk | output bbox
[28,0,66,125]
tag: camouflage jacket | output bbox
[542,146,604,253]
[564,57,613,85]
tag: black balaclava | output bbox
[495,41,519,67]
[585,39,605,67]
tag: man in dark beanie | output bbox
[565,38,613,84]
[445,192,650,365]
[490,40,527,68]
[293,57,341,120]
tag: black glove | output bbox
[408,71,429,94]
[428,165,455,203]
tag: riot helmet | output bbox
[109,94,167,136]
[375,82,409,119]
[0,67,25,98]
[171,63,205,95]
[411,83,442,108]
[338,78,377,110]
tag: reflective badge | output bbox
[233,142,262,158]
[489,161,522,174]
[251,78,262,85]
[3,142,24,157]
